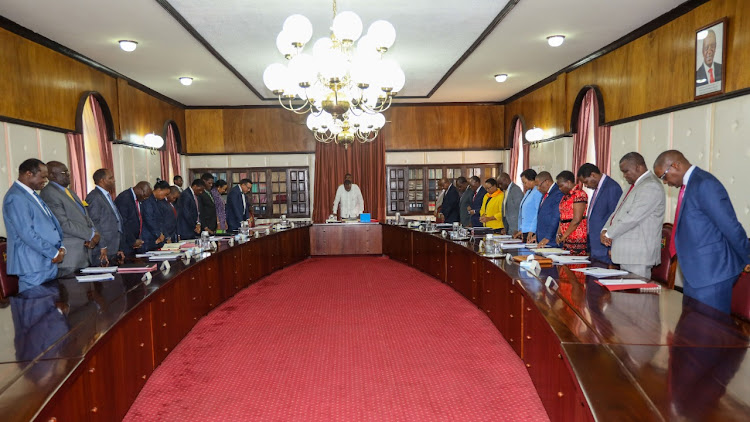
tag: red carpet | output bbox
[124,257,549,421]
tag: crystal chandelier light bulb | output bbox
[368,20,396,50]
[283,14,313,45]
[276,31,296,56]
[332,11,363,42]
[263,63,289,92]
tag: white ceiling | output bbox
[0,0,687,106]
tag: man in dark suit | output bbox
[177,179,206,239]
[141,181,171,251]
[467,176,487,228]
[226,178,252,231]
[39,161,100,275]
[439,177,460,224]
[86,168,125,265]
[695,29,722,88]
[457,177,473,227]
[654,150,750,313]
[533,171,564,247]
[114,181,152,256]
[173,175,184,193]
[198,173,218,234]
[159,186,180,243]
[2,159,65,292]
[578,163,622,264]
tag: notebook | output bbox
[572,267,630,277]
[118,263,157,273]
[595,279,662,293]
[76,274,115,283]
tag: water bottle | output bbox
[200,230,209,251]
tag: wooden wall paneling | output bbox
[117,78,185,145]
[504,74,567,143]
[0,28,120,135]
[383,104,505,151]
[185,109,225,153]
[222,108,316,153]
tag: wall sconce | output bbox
[144,133,164,155]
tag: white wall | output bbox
[527,137,574,175]
[111,143,165,193]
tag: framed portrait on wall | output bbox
[694,18,727,99]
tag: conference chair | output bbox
[0,242,19,299]
[650,223,677,289]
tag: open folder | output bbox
[595,279,661,292]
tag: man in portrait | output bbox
[695,29,721,88]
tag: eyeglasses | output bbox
[658,166,671,180]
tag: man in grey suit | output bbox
[39,161,100,276]
[499,172,523,235]
[86,168,125,266]
[600,152,665,278]
[456,176,473,227]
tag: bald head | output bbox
[134,181,153,201]
[439,177,450,189]
[498,172,511,190]
[535,171,553,194]
[653,150,692,188]
[46,161,70,187]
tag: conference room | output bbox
[1,0,749,421]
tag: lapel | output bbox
[20,184,63,235]
[675,167,699,229]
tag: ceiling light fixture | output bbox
[118,40,138,52]
[547,35,565,47]
[179,77,194,86]
[263,0,404,149]
[494,74,508,83]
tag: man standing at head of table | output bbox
[332,175,364,220]
[3,159,65,292]
[653,150,750,313]
[439,177,460,224]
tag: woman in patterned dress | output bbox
[555,171,588,255]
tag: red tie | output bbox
[708,68,715,83]
[135,197,142,235]
[171,203,177,217]
[541,192,548,205]
[609,184,635,225]
[669,185,686,257]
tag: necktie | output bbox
[171,202,177,217]
[33,191,53,218]
[588,188,598,215]
[65,188,85,214]
[135,197,142,235]
[609,184,635,225]
[708,68,715,83]
[669,185,686,257]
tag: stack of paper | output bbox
[148,253,182,261]
[595,279,661,292]
[547,255,591,265]
[500,242,526,250]
[118,263,157,273]
[76,273,115,283]
[80,266,118,274]
[533,248,569,255]
[160,242,185,250]
[571,268,630,277]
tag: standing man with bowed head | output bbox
[141,181,171,251]
[160,186,180,243]
[173,175,184,193]
[653,150,750,313]
[226,179,253,231]
[39,161,100,275]
[198,173,218,235]
[177,179,206,240]
[456,177,473,227]
[3,159,65,292]
[439,177,460,224]
[578,163,622,264]
[467,176,487,228]
[532,171,563,247]
[86,168,125,265]
[115,181,152,256]
[600,153,664,278]
[499,172,522,236]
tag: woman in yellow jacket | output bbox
[479,178,504,231]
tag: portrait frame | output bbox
[694,18,727,100]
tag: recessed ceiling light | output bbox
[118,40,138,52]
[494,74,508,83]
[547,35,565,47]
[179,77,194,86]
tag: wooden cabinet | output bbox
[480,260,523,357]
[382,225,412,266]
[445,243,474,302]
[310,224,383,255]
[412,232,445,281]
[35,368,89,422]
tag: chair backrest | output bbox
[651,223,676,289]
[0,242,19,298]
[731,267,750,322]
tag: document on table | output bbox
[500,243,527,250]
[534,248,569,255]
[547,255,591,264]
[76,274,115,283]
[595,279,661,292]
[571,267,630,277]
[148,253,183,261]
[80,266,118,274]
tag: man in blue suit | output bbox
[114,181,152,256]
[226,178,252,231]
[578,163,623,264]
[141,181,171,250]
[654,150,750,313]
[2,159,65,292]
[159,186,180,243]
[440,177,460,224]
[533,171,564,248]
[467,176,487,227]
[177,179,206,239]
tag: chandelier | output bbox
[263,0,405,148]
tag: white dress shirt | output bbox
[332,184,364,219]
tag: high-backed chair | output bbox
[0,242,19,299]
[731,265,750,322]
[650,223,677,289]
